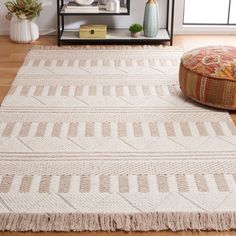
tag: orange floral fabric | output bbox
[181,46,236,81]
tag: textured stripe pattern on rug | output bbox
[0,47,236,232]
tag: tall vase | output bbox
[143,0,159,37]
[10,15,39,44]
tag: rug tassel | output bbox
[0,212,236,232]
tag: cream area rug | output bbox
[0,46,236,232]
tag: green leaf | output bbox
[129,23,143,33]
[4,0,42,20]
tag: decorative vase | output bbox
[10,15,39,44]
[143,0,159,37]
[106,0,120,12]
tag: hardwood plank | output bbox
[0,86,10,103]
[231,113,236,125]
[173,35,236,51]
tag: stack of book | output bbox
[63,1,99,13]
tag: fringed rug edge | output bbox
[31,45,183,51]
[0,212,235,232]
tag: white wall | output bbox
[0,0,56,35]
[0,0,167,35]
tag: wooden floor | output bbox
[0,35,236,236]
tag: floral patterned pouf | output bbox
[179,46,236,110]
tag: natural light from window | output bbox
[229,0,236,23]
[184,0,233,25]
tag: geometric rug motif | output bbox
[0,47,236,232]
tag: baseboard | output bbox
[0,30,9,36]
[174,27,236,35]
[0,28,57,36]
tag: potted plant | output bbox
[129,23,143,38]
[5,0,42,43]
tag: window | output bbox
[174,0,236,34]
[183,0,236,25]
[230,0,236,24]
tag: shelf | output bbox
[60,29,171,42]
[61,5,129,15]
[57,0,174,46]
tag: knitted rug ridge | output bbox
[0,46,236,232]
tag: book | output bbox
[66,1,98,8]
[64,1,99,13]
[63,8,99,13]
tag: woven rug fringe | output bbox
[0,212,236,232]
[31,45,183,51]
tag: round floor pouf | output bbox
[179,46,236,110]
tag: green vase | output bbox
[143,0,159,37]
